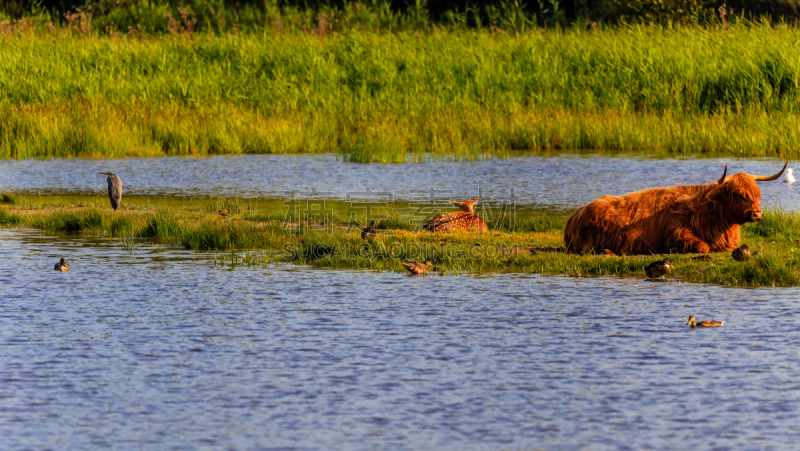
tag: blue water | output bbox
[1,154,798,211]
[1,229,799,449]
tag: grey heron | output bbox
[99,172,123,211]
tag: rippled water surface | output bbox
[2,229,800,449]
[2,154,799,210]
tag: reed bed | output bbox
[3,200,800,287]
[4,25,800,161]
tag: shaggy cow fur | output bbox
[564,163,787,255]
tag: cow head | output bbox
[710,162,787,223]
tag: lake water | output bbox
[2,228,800,449]
[1,154,798,211]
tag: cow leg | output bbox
[674,229,710,253]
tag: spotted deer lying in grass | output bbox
[423,197,488,232]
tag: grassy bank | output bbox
[4,25,800,161]
[3,197,800,286]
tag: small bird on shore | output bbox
[686,315,724,328]
[785,168,795,184]
[219,209,228,217]
[732,244,751,262]
[643,257,673,280]
[53,258,70,272]
[402,259,433,275]
[361,220,376,239]
[98,172,123,211]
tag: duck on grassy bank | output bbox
[732,245,751,261]
[643,258,673,280]
[361,220,376,239]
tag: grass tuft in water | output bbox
[29,209,105,233]
[137,211,184,243]
[110,216,135,237]
[0,207,21,225]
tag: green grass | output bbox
[3,198,800,287]
[27,208,106,232]
[744,207,800,242]
[0,207,21,225]
[4,25,800,161]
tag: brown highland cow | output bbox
[564,162,787,255]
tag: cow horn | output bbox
[752,161,788,182]
[717,164,728,184]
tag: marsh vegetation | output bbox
[3,195,800,286]
[3,22,800,161]
[3,2,800,283]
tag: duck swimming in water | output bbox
[686,315,724,328]
[53,258,70,272]
[785,168,795,184]
[402,259,433,275]
[643,257,673,280]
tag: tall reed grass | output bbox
[3,24,800,161]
